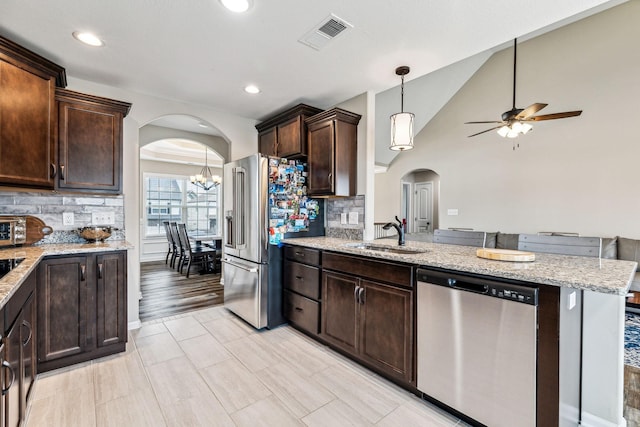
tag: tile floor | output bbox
[25,306,470,427]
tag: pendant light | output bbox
[190,147,221,191]
[389,66,415,151]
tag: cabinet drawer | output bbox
[285,246,320,266]
[284,261,320,300]
[323,252,413,288]
[284,290,320,335]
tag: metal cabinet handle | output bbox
[295,275,303,281]
[98,263,103,279]
[22,320,32,345]
[60,164,65,180]
[50,163,57,178]
[354,285,360,303]
[1,361,15,395]
[80,264,86,281]
[294,307,303,312]
[328,173,332,185]
[359,287,365,304]
[295,251,305,257]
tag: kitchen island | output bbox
[283,236,637,427]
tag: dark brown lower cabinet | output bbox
[3,271,36,427]
[37,251,127,372]
[322,270,414,385]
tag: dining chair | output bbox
[433,229,487,247]
[177,223,216,278]
[162,221,175,265]
[168,222,183,269]
[518,234,601,257]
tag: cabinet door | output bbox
[21,292,36,406]
[308,120,335,196]
[0,59,56,188]
[258,127,277,157]
[321,271,358,353]
[37,256,91,362]
[96,252,127,348]
[359,280,414,384]
[57,100,123,193]
[4,319,20,427]
[276,116,302,158]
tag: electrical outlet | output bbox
[340,213,347,225]
[62,212,74,226]
[447,209,459,216]
[92,211,115,225]
[348,211,358,225]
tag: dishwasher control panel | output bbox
[416,268,538,306]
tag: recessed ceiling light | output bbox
[244,85,260,94]
[220,0,252,13]
[72,31,104,47]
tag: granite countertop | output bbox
[0,241,133,310]
[282,237,638,296]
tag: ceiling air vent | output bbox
[299,13,353,51]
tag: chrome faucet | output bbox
[383,216,405,246]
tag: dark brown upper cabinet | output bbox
[256,104,322,158]
[56,89,131,194]
[306,108,361,197]
[0,36,66,189]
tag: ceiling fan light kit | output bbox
[465,38,582,143]
[390,65,415,151]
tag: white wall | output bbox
[375,1,640,240]
[64,76,258,327]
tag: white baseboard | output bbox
[128,320,142,330]
[580,412,627,427]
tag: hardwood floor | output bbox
[139,261,223,322]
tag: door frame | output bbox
[414,181,434,233]
[400,181,412,232]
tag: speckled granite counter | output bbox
[0,241,133,309]
[282,237,637,296]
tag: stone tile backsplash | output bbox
[0,190,125,244]
[325,195,364,240]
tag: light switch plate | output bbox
[447,209,459,216]
[340,213,347,224]
[348,212,358,225]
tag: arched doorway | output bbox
[400,169,440,235]
[137,115,229,321]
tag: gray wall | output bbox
[374,1,640,240]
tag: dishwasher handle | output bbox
[447,278,489,295]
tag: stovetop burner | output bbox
[0,258,25,279]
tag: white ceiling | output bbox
[0,0,625,123]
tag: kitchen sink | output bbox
[345,243,428,255]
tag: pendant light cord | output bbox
[400,75,405,113]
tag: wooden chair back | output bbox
[433,229,487,247]
[518,234,601,257]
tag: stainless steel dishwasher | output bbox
[417,268,538,427]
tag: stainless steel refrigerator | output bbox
[222,153,324,329]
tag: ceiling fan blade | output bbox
[529,110,583,121]
[468,126,504,138]
[464,120,504,124]
[515,103,548,119]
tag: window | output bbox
[144,174,220,238]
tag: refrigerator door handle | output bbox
[223,257,258,273]
[233,166,246,249]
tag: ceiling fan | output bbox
[465,38,582,139]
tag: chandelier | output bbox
[190,147,221,191]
